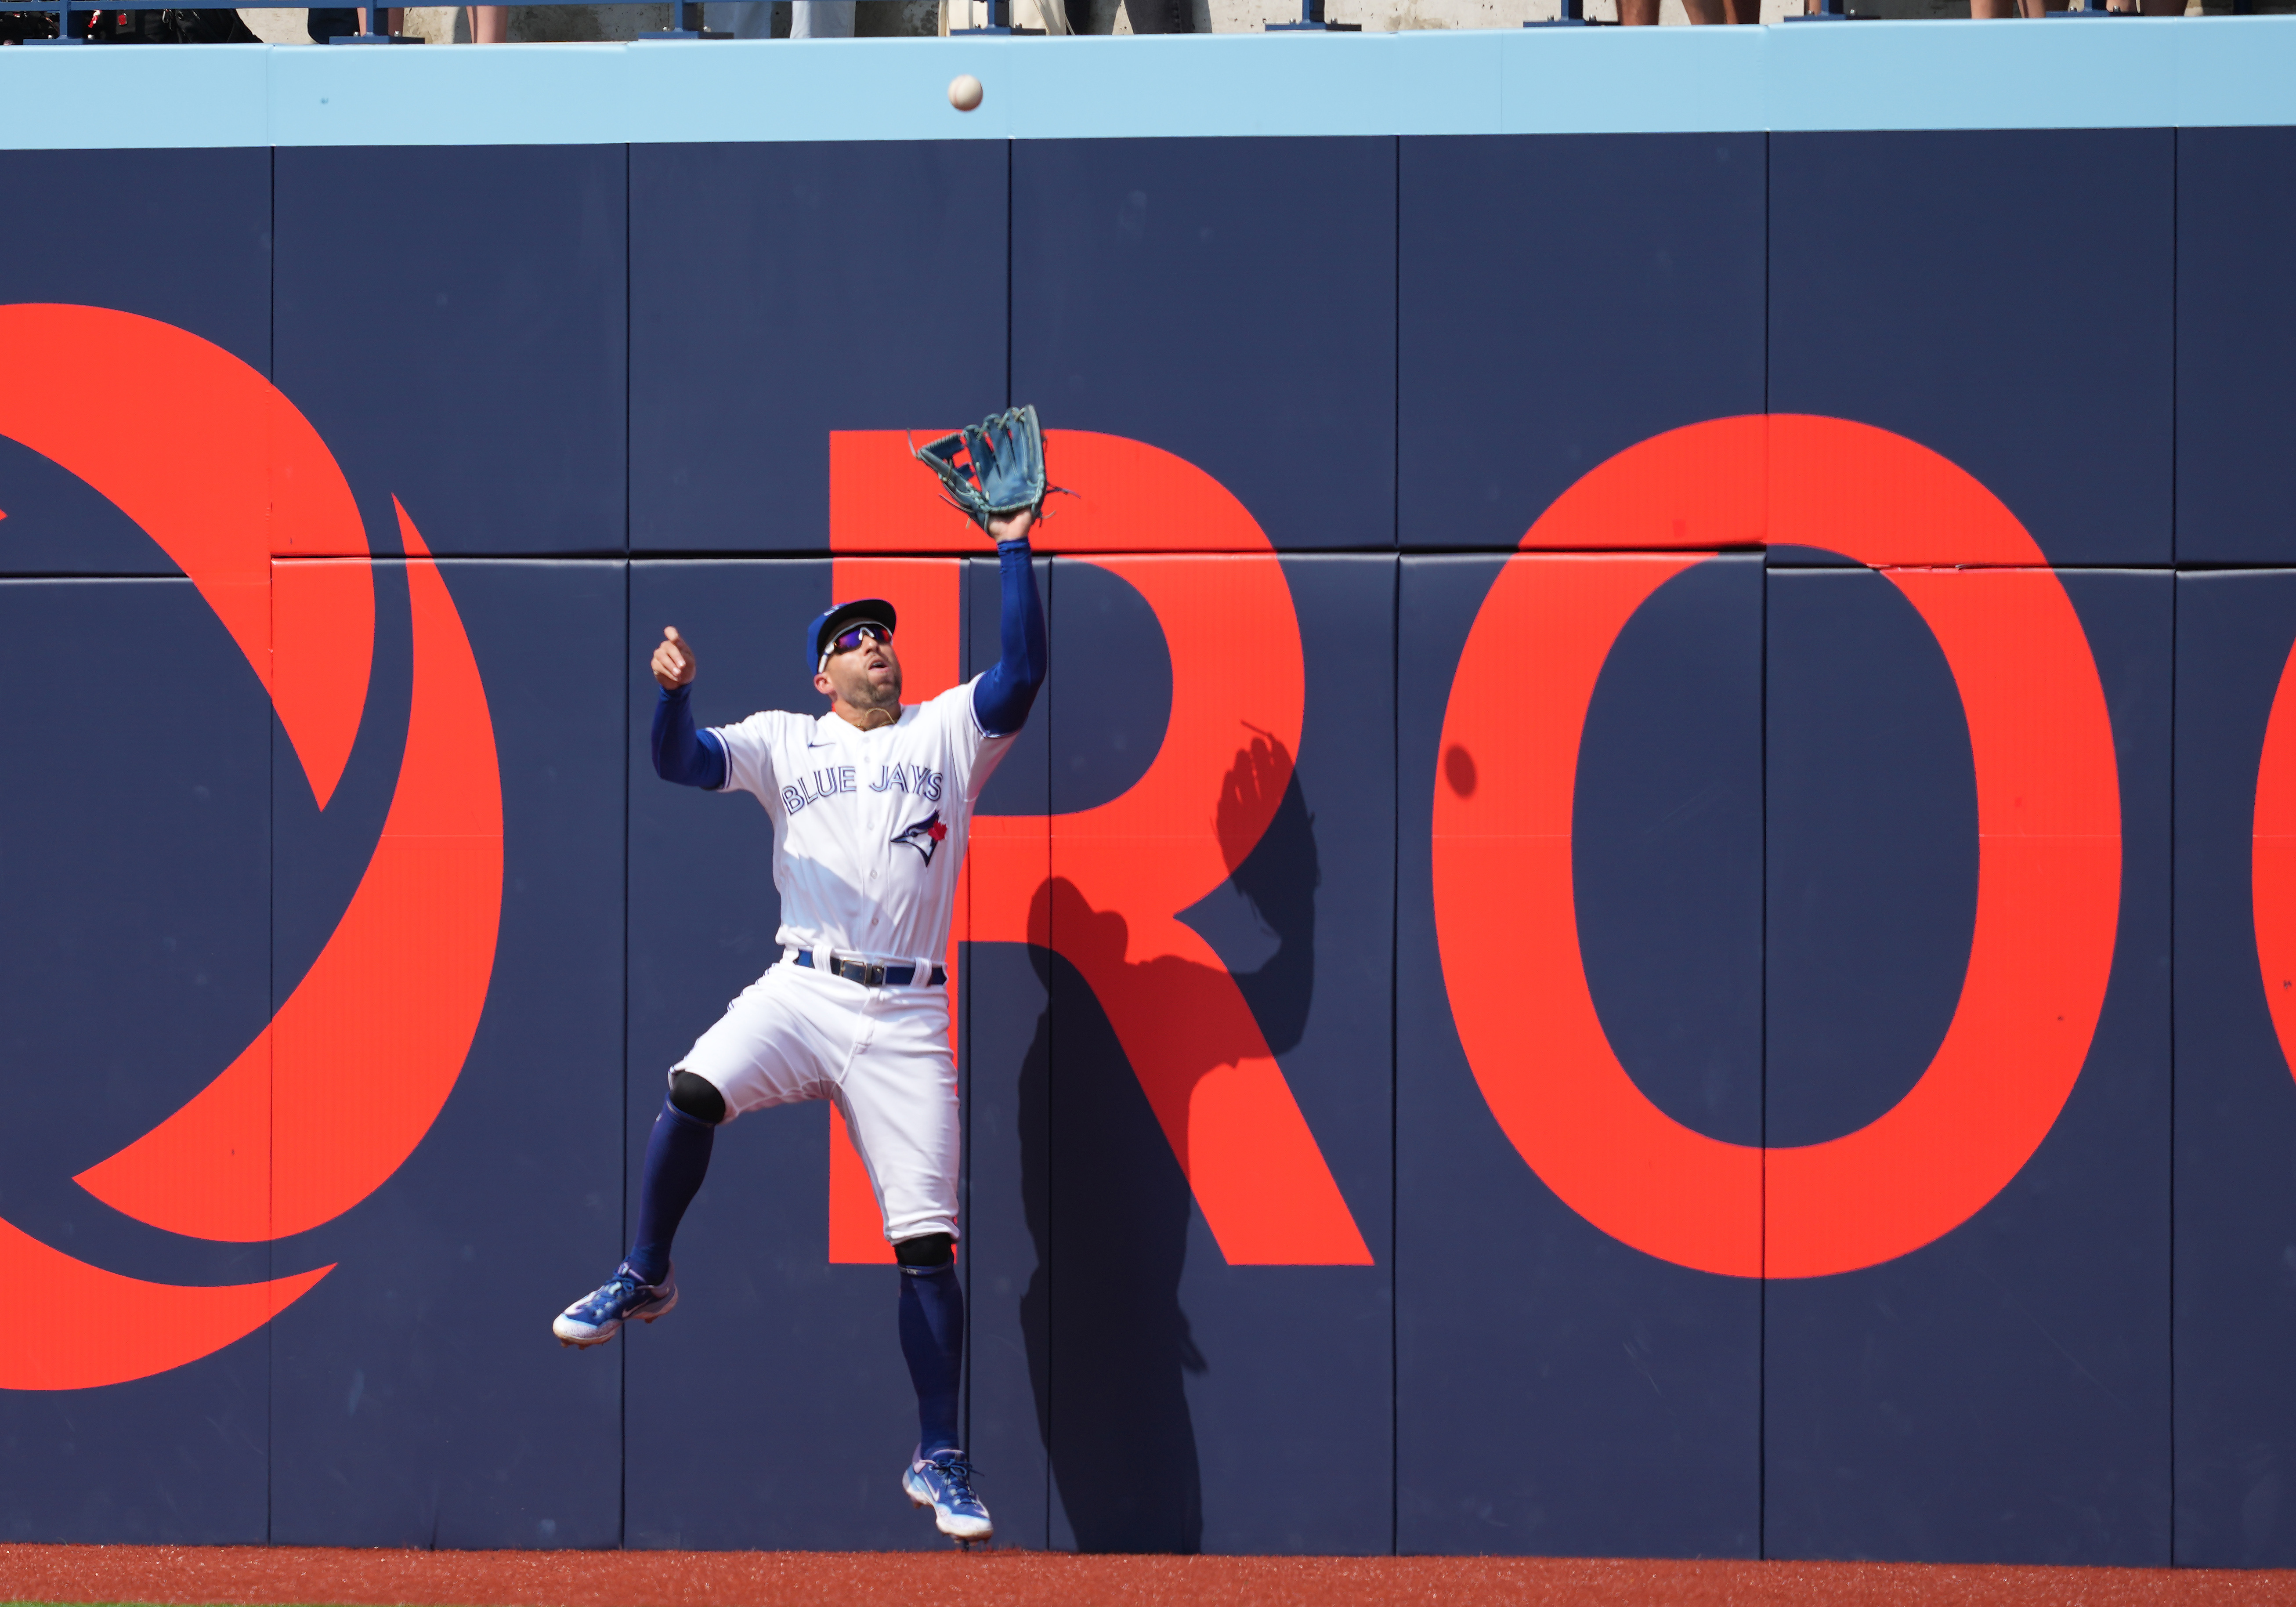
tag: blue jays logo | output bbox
[893,810,948,865]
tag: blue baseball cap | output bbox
[806,598,897,676]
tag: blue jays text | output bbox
[784,762,946,815]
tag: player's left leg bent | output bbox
[554,964,849,1349]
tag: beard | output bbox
[835,663,902,727]
[848,670,902,711]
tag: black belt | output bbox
[795,951,946,988]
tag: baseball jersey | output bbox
[709,679,1014,969]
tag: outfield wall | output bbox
[4,27,2296,1566]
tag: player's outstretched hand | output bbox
[652,626,697,691]
[986,507,1035,547]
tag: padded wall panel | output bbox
[1397,552,1763,1557]
[624,560,951,1550]
[2173,571,2296,1567]
[0,578,272,1541]
[2177,130,2296,565]
[1035,554,1392,1553]
[958,553,1053,1551]
[1762,568,2169,1564]
[0,150,270,574]
[1769,132,2173,568]
[274,146,626,558]
[1397,135,1765,553]
[1011,139,1395,553]
[629,142,1005,554]
[268,560,624,1548]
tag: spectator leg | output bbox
[710,0,772,28]
[469,4,506,38]
[789,0,853,32]
[1615,0,1659,22]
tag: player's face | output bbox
[815,624,903,713]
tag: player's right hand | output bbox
[652,626,697,691]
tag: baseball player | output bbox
[551,503,1044,1546]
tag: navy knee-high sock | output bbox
[898,1263,964,1459]
[626,1095,714,1287]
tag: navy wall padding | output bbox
[1018,553,1393,1553]
[273,145,627,558]
[0,149,270,575]
[0,148,270,378]
[271,557,410,1010]
[1762,568,2171,1566]
[2173,571,2296,1567]
[1042,560,1168,814]
[1187,554,1394,1554]
[629,142,1007,554]
[1010,139,1396,553]
[1094,554,1392,1554]
[1763,566,1975,1148]
[958,552,1052,1551]
[958,935,1052,1551]
[267,561,626,1549]
[1397,134,1766,553]
[621,560,947,1551]
[1034,557,1204,1553]
[0,579,273,1542]
[0,433,181,581]
[1576,556,1764,1149]
[1768,131,2174,568]
[2175,130,2296,566]
[1396,553,1763,1559]
[7,127,2295,1564]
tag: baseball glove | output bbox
[912,405,1052,533]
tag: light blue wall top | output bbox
[2,16,2291,148]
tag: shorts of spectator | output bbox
[937,0,1074,28]
[305,4,503,38]
[707,0,859,32]
[1618,0,1754,22]
[1066,0,1201,26]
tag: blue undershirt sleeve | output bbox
[652,684,728,790]
[972,538,1046,738]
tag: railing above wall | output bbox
[0,17,2292,148]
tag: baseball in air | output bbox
[948,73,984,112]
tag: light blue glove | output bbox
[911,404,1055,532]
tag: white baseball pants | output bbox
[673,956,958,1245]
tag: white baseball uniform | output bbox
[673,679,1014,1245]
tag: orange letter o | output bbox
[1432,415,2121,1278]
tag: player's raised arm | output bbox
[649,626,728,790]
[972,509,1045,738]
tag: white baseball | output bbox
[948,73,984,113]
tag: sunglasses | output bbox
[821,621,893,670]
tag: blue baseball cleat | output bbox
[553,1261,677,1348]
[903,1447,994,1545]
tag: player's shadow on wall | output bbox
[1015,741,1320,1553]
